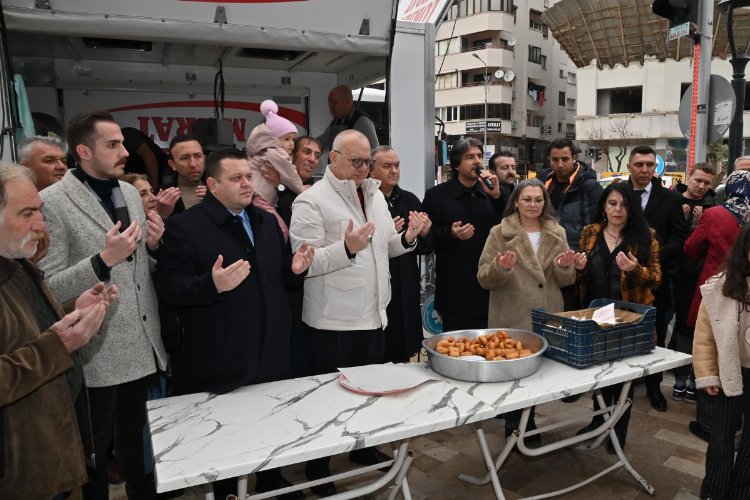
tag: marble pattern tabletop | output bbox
[147,371,497,493]
[428,347,692,413]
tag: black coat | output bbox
[382,186,431,362]
[544,163,602,251]
[155,192,301,395]
[422,177,504,320]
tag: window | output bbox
[436,73,459,90]
[566,123,576,134]
[472,38,493,50]
[597,86,643,114]
[438,106,459,122]
[559,92,566,106]
[559,69,566,78]
[460,103,511,120]
[557,122,563,133]
[528,45,543,64]
[540,55,547,69]
[445,0,512,19]
[529,10,543,32]
[567,72,577,84]
[435,38,460,56]
[530,114,544,127]
[489,0,514,13]
[473,72,489,85]
[566,98,576,110]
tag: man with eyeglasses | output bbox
[289,130,424,496]
[422,137,502,332]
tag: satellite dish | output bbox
[506,38,517,47]
[503,70,515,82]
[494,69,505,79]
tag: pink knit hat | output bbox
[260,99,297,138]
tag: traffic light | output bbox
[595,148,602,162]
[652,0,702,29]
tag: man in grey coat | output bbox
[38,109,167,499]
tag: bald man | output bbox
[316,85,379,169]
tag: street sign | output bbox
[540,126,551,135]
[655,155,665,176]
[565,132,576,140]
[465,120,503,133]
[668,22,691,41]
[678,74,736,144]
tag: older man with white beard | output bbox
[0,163,116,498]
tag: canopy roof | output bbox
[543,0,750,68]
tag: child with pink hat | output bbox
[247,99,305,241]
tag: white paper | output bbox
[338,363,442,393]
[591,302,617,325]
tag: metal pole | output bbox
[693,0,714,168]
[472,53,489,162]
[726,4,749,174]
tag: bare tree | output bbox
[609,116,637,170]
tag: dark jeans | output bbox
[83,375,155,500]
[701,368,750,500]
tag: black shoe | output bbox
[672,385,686,401]
[684,386,697,404]
[505,420,542,446]
[689,421,711,443]
[255,471,305,500]
[305,459,336,497]
[349,447,392,472]
[561,394,581,403]
[646,385,668,412]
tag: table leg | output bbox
[459,422,508,499]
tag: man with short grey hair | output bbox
[18,136,68,191]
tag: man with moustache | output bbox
[156,148,313,499]
[290,130,423,495]
[18,136,68,191]
[276,136,322,225]
[369,145,432,362]
[422,137,502,332]
[0,163,117,499]
[625,145,688,412]
[38,109,168,499]
[489,150,518,208]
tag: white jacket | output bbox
[290,167,413,330]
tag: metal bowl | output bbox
[423,329,548,382]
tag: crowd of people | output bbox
[2,95,750,500]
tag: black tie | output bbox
[635,189,646,197]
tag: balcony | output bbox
[435,83,513,108]
[435,45,514,73]
[435,11,515,39]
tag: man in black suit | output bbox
[155,148,313,498]
[626,145,688,412]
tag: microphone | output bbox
[475,166,494,190]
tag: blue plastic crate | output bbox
[531,299,656,368]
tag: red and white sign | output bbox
[397,0,450,24]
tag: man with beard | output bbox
[38,109,168,499]
[0,163,115,498]
[489,150,517,210]
[158,134,207,217]
[422,137,502,332]
[276,136,322,225]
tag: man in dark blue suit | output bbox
[155,148,313,499]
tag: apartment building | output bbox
[434,0,577,172]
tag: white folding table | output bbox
[433,347,692,500]
[147,371,496,499]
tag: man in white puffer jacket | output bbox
[289,129,424,495]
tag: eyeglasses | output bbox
[519,197,544,205]
[333,149,369,169]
